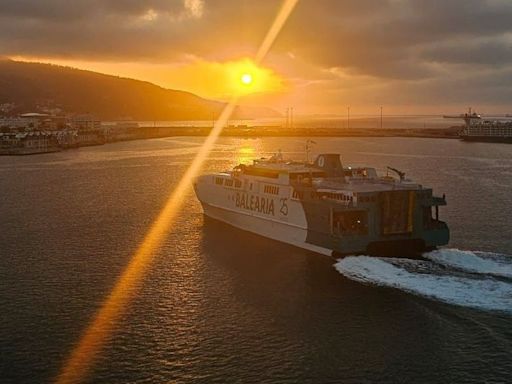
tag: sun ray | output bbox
[256,0,299,64]
[55,1,300,383]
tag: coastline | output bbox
[115,125,462,140]
[0,126,464,155]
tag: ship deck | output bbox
[314,179,421,193]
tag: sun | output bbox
[208,58,283,97]
[241,73,253,85]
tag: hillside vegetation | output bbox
[0,60,279,120]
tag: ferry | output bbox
[444,109,512,143]
[194,152,449,257]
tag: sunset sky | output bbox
[2,0,512,114]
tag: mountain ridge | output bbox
[0,59,280,120]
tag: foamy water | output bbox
[425,249,512,279]
[335,249,512,313]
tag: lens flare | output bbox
[55,1,299,383]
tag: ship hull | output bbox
[195,181,449,258]
[199,201,440,258]
[200,202,333,256]
[461,136,512,143]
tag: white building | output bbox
[70,114,101,131]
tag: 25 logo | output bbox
[280,198,289,216]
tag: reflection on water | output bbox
[0,137,511,383]
[236,144,258,165]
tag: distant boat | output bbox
[444,108,512,143]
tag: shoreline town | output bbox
[0,112,465,155]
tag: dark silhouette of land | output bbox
[0,59,280,120]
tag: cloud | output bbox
[2,0,512,111]
[2,1,512,67]
[421,35,512,67]
[184,0,204,19]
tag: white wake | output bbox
[424,249,512,279]
[335,254,512,313]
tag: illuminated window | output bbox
[332,211,368,235]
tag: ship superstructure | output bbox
[194,153,449,257]
[444,109,512,143]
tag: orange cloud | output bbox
[10,56,286,101]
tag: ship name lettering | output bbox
[235,192,275,216]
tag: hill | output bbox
[0,59,280,120]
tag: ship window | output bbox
[225,179,233,187]
[215,177,224,185]
[234,180,242,188]
[332,211,368,235]
[292,190,304,199]
[264,185,279,195]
